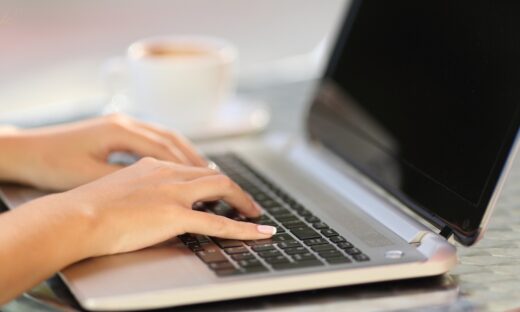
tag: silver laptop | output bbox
[2,1,520,310]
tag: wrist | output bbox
[20,192,99,265]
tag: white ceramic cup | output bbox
[117,35,237,131]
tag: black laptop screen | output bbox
[307,0,520,245]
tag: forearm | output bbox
[0,193,92,304]
[0,129,34,185]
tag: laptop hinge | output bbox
[439,226,453,240]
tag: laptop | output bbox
[1,0,520,310]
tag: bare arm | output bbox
[0,116,274,304]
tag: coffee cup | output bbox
[105,35,238,132]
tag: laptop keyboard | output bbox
[178,153,370,277]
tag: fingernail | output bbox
[257,225,277,235]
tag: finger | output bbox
[132,121,207,166]
[182,175,263,217]
[111,126,190,165]
[179,209,276,240]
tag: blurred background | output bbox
[0,0,347,118]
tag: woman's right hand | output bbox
[57,157,276,259]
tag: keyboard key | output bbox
[305,216,320,223]
[291,227,321,240]
[224,247,249,254]
[337,242,354,249]
[187,244,204,252]
[208,261,235,270]
[261,200,279,208]
[283,221,307,229]
[266,207,291,215]
[283,246,309,255]
[311,244,336,252]
[297,210,313,217]
[303,238,328,246]
[247,215,273,224]
[271,260,323,270]
[231,253,256,261]
[196,248,227,263]
[215,268,241,277]
[321,229,339,237]
[194,235,211,244]
[238,259,263,268]
[214,239,243,248]
[258,250,283,258]
[344,248,362,255]
[264,255,290,264]
[278,241,302,249]
[252,244,276,252]
[253,193,270,202]
[353,254,370,262]
[179,234,197,244]
[312,222,329,230]
[326,257,352,264]
[272,233,294,242]
[245,239,274,246]
[243,266,269,273]
[317,249,344,258]
[330,236,346,243]
[289,204,306,213]
[275,215,300,223]
[292,253,318,262]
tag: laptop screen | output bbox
[307,0,520,245]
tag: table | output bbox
[3,80,520,311]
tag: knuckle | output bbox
[215,175,233,188]
[213,217,230,236]
[138,156,158,166]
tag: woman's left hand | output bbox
[0,114,207,190]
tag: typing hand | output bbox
[0,157,273,303]
[60,157,274,257]
[0,114,206,190]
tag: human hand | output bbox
[0,114,206,190]
[56,157,274,258]
[0,157,273,303]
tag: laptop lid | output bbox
[306,0,520,246]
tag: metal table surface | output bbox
[3,80,520,312]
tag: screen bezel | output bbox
[306,0,520,245]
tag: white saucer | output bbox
[116,96,271,141]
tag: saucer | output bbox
[116,96,271,141]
